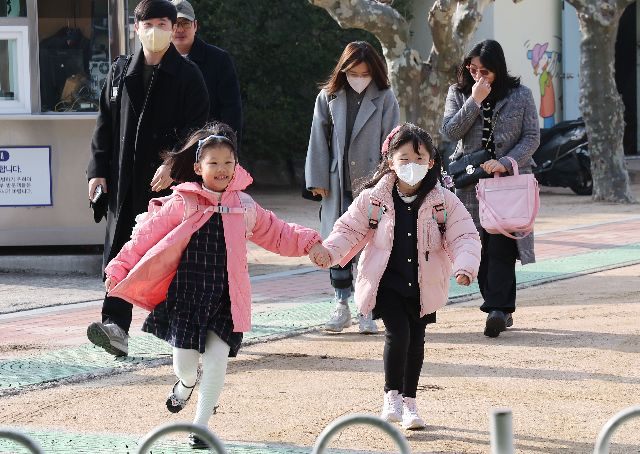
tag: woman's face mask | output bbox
[138,26,172,53]
[395,163,429,186]
[346,75,372,94]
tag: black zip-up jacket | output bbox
[186,37,242,146]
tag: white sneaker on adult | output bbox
[358,312,378,334]
[401,396,426,430]
[380,390,403,422]
[325,303,352,332]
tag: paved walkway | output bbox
[1,217,639,453]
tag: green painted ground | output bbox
[1,242,639,393]
[0,426,376,454]
[1,243,639,453]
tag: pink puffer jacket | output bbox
[323,173,481,317]
[105,165,321,332]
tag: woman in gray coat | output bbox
[305,41,400,334]
[441,39,540,338]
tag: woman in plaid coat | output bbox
[441,40,540,338]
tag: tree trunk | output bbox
[308,0,491,143]
[566,0,636,203]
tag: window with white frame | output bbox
[0,26,30,114]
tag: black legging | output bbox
[378,288,426,398]
[478,229,518,314]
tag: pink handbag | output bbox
[476,157,540,239]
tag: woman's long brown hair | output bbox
[321,41,390,95]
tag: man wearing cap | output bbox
[171,0,243,145]
[86,0,209,357]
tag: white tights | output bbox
[172,332,230,426]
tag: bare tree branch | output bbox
[308,0,409,59]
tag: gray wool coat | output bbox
[441,83,540,264]
[305,84,400,238]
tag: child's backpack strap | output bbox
[338,198,384,268]
[130,192,198,239]
[237,192,257,238]
[177,192,200,221]
[205,192,257,238]
[109,55,132,135]
[432,202,447,235]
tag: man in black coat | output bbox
[171,0,243,145]
[86,0,209,357]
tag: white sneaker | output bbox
[380,390,403,422]
[358,312,378,334]
[87,321,129,356]
[325,303,352,332]
[401,397,426,430]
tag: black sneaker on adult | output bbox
[484,311,507,338]
[188,433,209,449]
[86,321,129,356]
[505,313,514,328]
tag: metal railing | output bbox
[0,429,44,454]
[312,413,411,454]
[136,422,227,454]
[593,405,640,454]
[490,408,514,454]
[3,406,639,453]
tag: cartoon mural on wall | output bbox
[527,42,560,128]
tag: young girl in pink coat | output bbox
[104,122,329,448]
[322,123,481,430]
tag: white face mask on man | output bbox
[395,163,429,186]
[138,27,172,53]
[346,75,372,94]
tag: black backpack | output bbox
[108,55,132,136]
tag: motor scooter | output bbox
[533,118,592,195]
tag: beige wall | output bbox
[468,1,564,128]
[0,116,104,246]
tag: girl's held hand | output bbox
[455,274,471,286]
[480,159,507,174]
[310,188,329,199]
[309,242,331,268]
[471,76,491,104]
[105,277,114,292]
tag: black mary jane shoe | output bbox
[188,433,209,450]
[166,380,195,413]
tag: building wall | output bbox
[0,117,103,246]
[493,0,563,129]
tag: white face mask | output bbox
[346,75,372,94]
[138,27,172,53]
[395,163,429,186]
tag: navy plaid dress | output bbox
[142,212,243,357]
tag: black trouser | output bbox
[378,289,426,398]
[478,229,518,314]
[101,192,136,333]
[329,191,354,296]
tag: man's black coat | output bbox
[88,44,209,269]
[187,36,242,144]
